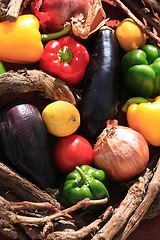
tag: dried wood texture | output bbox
[122,0,160,34]
[113,0,160,44]
[0,69,79,105]
[119,148,160,219]
[0,162,60,208]
[103,0,160,46]
[142,0,160,13]
[118,159,160,239]
[0,161,77,239]
[48,206,113,240]
[0,175,110,240]
[91,174,148,239]
[91,160,160,240]
[0,0,31,21]
[1,157,160,240]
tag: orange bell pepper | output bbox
[0,14,71,64]
[122,96,160,146]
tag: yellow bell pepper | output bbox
[0,14,44,64]
[122,96,160,146]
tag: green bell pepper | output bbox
[122,44,160,97]
[62,165,110,206]
[0,61,6,74]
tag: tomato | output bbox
[53,134,93,174]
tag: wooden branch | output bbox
[0,1,8,21]
[91,168,153,240]
[122,0,160,34]
[116,159,160,240]
[6,0,24,21]
[142,0,160,13]
[113,0,160,44]
[0,142,159,240]
[11,200,75,219]
[0,160,111,240]
[0,195,57,239]
[0,161,60,208]
[0,0,32,22]
[11,201,60,212]
[0,69,80,105]
[49,206,114,240]
[103,0,160,45]
[0,196,110,240]
[119,148,160,219]
[144,192,160,219]
[0,218,18,239]
[91,157,160,240]
[141,151,160,219]
[13,198,108,225]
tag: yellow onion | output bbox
[93,119,149,182]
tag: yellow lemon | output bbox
[115,18,147,52]
[42,101,80,137]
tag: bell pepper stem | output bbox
[0,61,6,74]
[76,166,90,185]
[41,22,71,42]
[122,97,149,112]
[58,46,72,63]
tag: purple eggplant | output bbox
[78,27,122,142]
[0,99,60,189]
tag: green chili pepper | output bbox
[61,165,110,206]
[122,44,160,97]
[0,61,6,74]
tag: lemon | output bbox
[42,101,80,137]
[115,18,147,52]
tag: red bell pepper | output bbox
[39,36,90,86]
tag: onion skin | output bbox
[32,0,91,33]
[93,120,149,182]
[31,0,106,39]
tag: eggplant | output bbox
[0,99,60,189]
[78,26,122,142]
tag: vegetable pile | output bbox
[0,0,159,240]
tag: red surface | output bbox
[128,214,160,240]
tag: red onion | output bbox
[31,0,106,39]
[93,120,149,182]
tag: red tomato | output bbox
[53,134,93,174]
